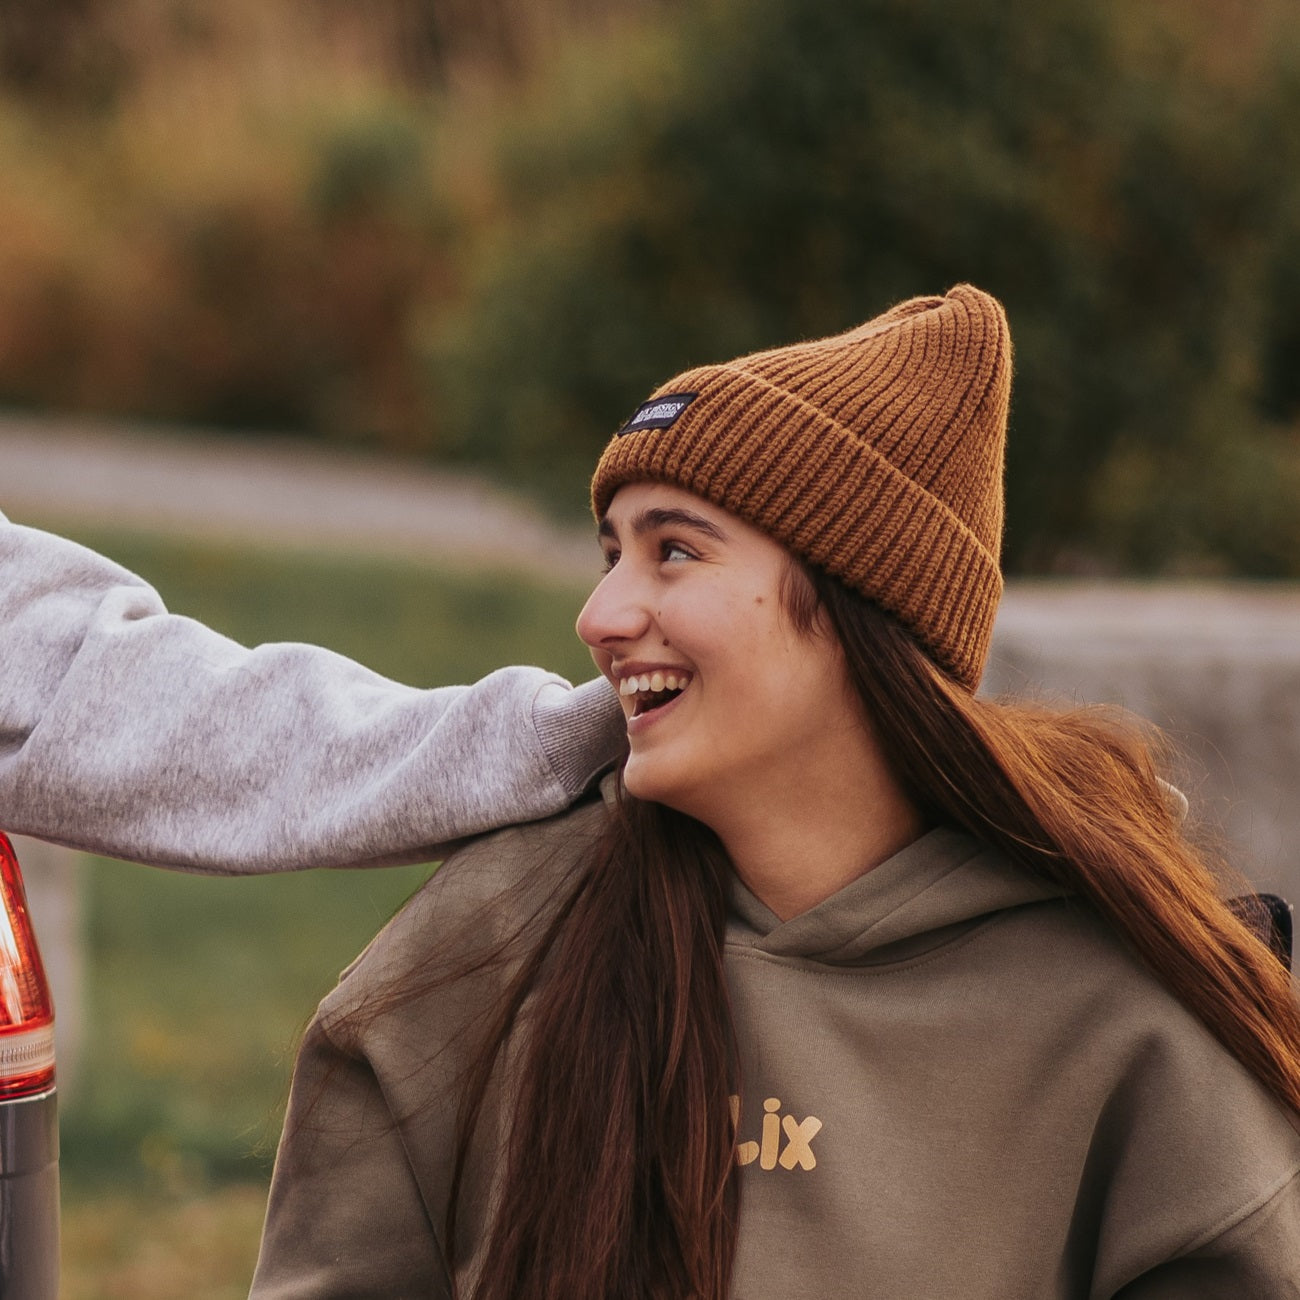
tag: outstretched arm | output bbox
[0,513,624,873]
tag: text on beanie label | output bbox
[618,392,699,435]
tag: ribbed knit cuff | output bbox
[594,366,1001,688]
[532,676,626,798]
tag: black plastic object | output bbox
[1228,893,1294,973]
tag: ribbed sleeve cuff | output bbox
[532,676,625,798]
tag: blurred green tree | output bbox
[425,0,1300,572]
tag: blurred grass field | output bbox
[31,520,598,1295]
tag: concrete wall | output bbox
[986,583,1300,903]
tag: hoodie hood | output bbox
[596,772,1064,967]
[725,826,1065,965]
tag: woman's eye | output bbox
[662,541,695,563]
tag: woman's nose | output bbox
[576,565,652,650]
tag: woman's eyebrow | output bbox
[641,507,726,539]
[633,507,728,540]
[596,506,728,544]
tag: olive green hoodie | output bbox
[252,790,1300,1298]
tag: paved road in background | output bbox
[7,409,1300,640]
[0,412,598,580]
[7,409,1300,632]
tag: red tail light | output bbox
[0,834,55,1099]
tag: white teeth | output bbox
[618,671,691,696]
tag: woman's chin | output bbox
[621,757,667,804]
[623,756,687,809]
[622,759,716,825]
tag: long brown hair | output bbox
[449,797,740,1300]
[448,563,1300,1299]
[799,567,1300,1116]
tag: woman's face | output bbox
[577,482,863,821]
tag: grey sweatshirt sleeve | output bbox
[0,513,625,873]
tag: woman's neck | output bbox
[699,733,925,923]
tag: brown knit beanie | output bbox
[590,283,1010,689]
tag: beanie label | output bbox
[618,392,698,435]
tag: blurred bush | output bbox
[0,0,450,444]
[425,0,1300,571]
[2,0,1299,573]
[0,0,125,106]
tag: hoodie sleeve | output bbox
[250,1016,452,1299]
[0,512,625,873]
[1108,1168,1300,1299]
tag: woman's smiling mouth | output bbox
[617,670,692,718]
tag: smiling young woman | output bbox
[251,286,1300,1300]
[578,481,923,919]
